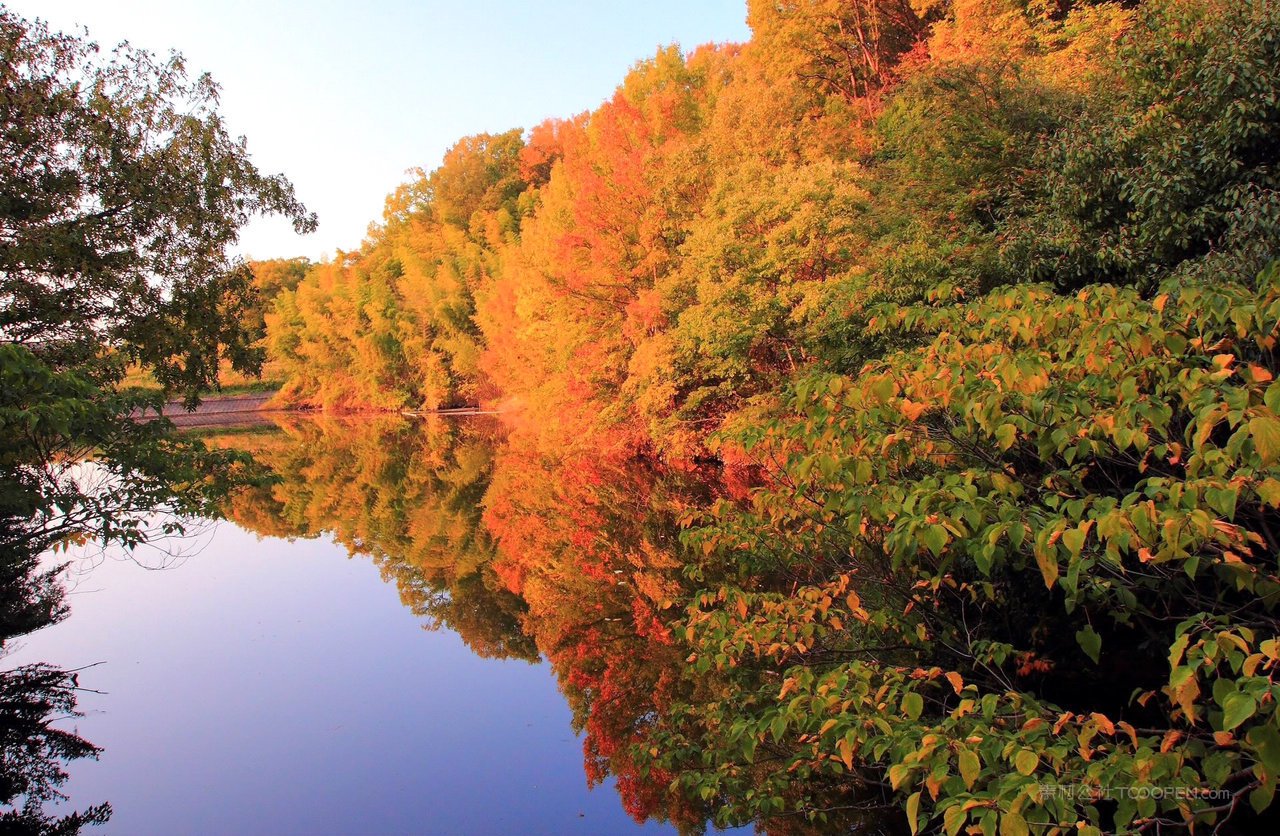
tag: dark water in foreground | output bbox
[6,518,673,834]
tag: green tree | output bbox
[1,8,312,831]
[0,9,314,397]
[1010,0,1280,291]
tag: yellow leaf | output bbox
[1014,749,1039,776]
[1250,415,1280,464]
[957,746,981,790]
[1033,541,1059,589]
[907,791,922,835]
[1000,810,1029,836]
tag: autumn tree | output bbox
[269,131,531,411]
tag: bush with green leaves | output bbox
[648,261,1280,833]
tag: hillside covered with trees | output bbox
[234,0,1280,832]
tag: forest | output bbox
[226,0,1280,832]
[2,0,1276,831]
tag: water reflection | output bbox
[202,414,891,835]
[210,415,537,663]
[212,414,739,831]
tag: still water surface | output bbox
[8,489,674,834]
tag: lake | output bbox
[4,414,690,835]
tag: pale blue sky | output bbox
[18,1,751,260]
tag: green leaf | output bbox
[902,691,924,720]
[1248,723,1280,777]
[1062,526,1087,557]
[1222,691,1257,731]
[1076,625,1102,664]
[1265,380,1280,414]
[770,714,787,742]
[1250,780,1275,815]
[922,524,948,557]
[944,805,967,836]
[995,423,1017,451]
[1206,486,1239,519]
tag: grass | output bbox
[119,360,284,398]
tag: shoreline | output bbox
[144,392,495,429]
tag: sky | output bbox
[16,0,752,262]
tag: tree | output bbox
[1009,0,1280,291]
[1,8,312,830]
[0,8,315,397]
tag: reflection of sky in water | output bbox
[5,522,673,835]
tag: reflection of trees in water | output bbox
[214,414,537,662]
[217,415,892,833]
[0,544,112,833]
[483,445,704,828]
[483,435,902,835]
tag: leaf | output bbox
[1266,380,1280,414]
[945,671,964,695]
[837,737,855,770]
[1258,478,1280,508]
[1222,691,1257,731]
[1033,541,1059,589]
[1076,625,1102,664]
[1250,415,1280,464]
[771,714,787,742]
[902,400,927,421]
[1247,723,1280,776]
[1000,810,1029,836]
[1250,780,1275,815]
[995,423,1016,451]
[903,691,924,720]
[1062,526,1087,557]
[907,791,922,835]
[943,805,967,836]
[922,524,948,557]
[957,747,981,790]
[1014,749,1039,776]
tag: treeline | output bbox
[249,0,1280,832]
[262,0,1277,454]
